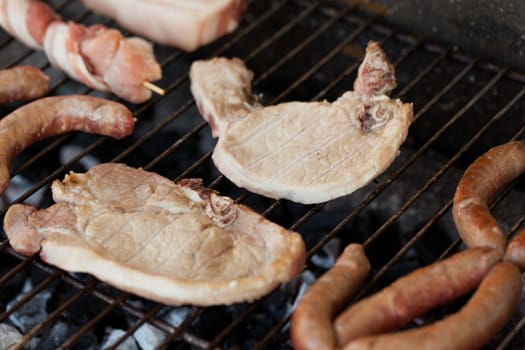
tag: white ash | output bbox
[7,279,51,333]
[0,323,23,349]
[101,329,139,350]
[310,238,342,269]
[2,175,47,207]
[36,321,96,350]
[133,323,166,350]
[162,306,193,328]
[59,144,100,170]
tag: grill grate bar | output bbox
[312,34,426,102]
[104,303,164,350]
[59,293,128,350]
[3,0,284,212]
[273,16,391,104]
[4,11,93,70]
[243,1,322,63]
[0,0,70,51]
[128,0,283,111]
[362,67,508,245]
[120,2,365,179]
[110,1,314,165]
[0,256,33,286]
[252,5,355,87]
[1,2,343,347]
[204,303,260,350]
[248,55,512,350]
[305,59,477,260]
[0,137,108,216]
[1,1,525,349]
[155,309,210,350]
[363,82,525,254]
[356,69,515,298]
[0,269,61,324]
[204,29,449,348]
[11,279,99,350]
[204,29,479,348]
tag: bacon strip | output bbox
[0,0,57,49]
[0,95,134,195]
[44,22,161,103]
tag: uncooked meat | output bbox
[190,42,413,204]
[4,163,306,306]
[81,0,246,51]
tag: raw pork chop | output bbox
[4,163,306,306]
[190,42,413,204]
[81,0,246,51]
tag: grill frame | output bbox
[1,1,525,349]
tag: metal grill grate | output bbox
[1,0,525,349]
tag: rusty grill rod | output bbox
[1,0,347,347]
[1,0,525,349]
[254,60,516,347]
[206,26,475,350]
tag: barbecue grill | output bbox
[1,0,525,349]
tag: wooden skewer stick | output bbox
[143,81,166,96]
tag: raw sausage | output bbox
[0,66,49,104]
[334,247,501,346]
[453,141,525,253]
[290,244,370,350]
[505,227,525,271]
[0,95,134,194]
[342,262,521,350]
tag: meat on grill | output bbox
[0,0,162,103]
[291,244,370,350]
[4,163,306,306]
[190,42,413,204]
[334,247,502,345]
[0,0,58,49]
[0,66,49,104]
[81,0,246,51]
[0,96,134,195]
[342,262,521,350]
[453,141,525,255]
[44,21,161,103]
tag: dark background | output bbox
[374,0,525,69]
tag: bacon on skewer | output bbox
[0,0,162,103]
[0,0,58,49]
[44,22,161,103]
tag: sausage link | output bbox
[342,262,522,350]
[291,244,370,350]
[453,141,525,253]
[0,95,134,194]
[505,227,525,271]
[0,66,49,104]
[334,247,501,346]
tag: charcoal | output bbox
[310,238,342,269]
[8,280,52,333]
[162,306,193,328]
[0,323,23,349]
[37,321,96,350]
[133,323,166,350]
[101,329,139,350]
